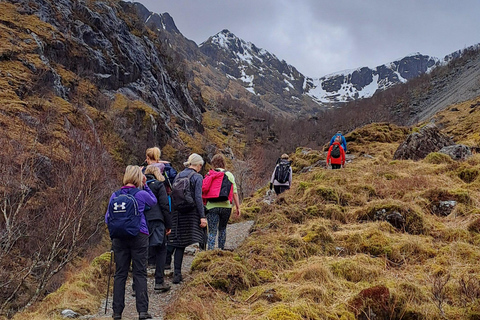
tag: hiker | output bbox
[144,165,172,293]
[167,153,207,284]
[270,154,292,195]
[326,135,346,169]
[145,147,178,271]
[105,165,157,320]
[329,131,347,153]
[202,154,241,250]
[145,147,177,192]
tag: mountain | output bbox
[305,53,440,103]
[197,30,451,111]
[199,29,321,114]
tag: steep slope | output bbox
[408,48,480,124]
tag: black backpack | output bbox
[171,171,196,213]
[106,188,141,239]
[331,144,341,158]
[274,160,291,184]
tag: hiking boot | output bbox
[154,282,171,292]
[112,313,122,319]
[138,312,152,320]
[172,273,183,284]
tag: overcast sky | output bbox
[133,0,479,77]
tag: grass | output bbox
[161,98,480,319]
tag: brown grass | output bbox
[161,97,480,319]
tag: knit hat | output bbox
[184,153,204,167]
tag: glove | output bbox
[269,183,273,190]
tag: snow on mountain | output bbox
[304,54,441,103]
[199,30,446,108]
[199,29,310,112]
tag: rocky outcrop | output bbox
[439,144,472,160]
[13,0,203,132]
[393,123,454,160]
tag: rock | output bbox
[439,144,472,160]
[386,211,406,229]
[61,309,79,318]
[393,123,454,160]
[432,200,457,216]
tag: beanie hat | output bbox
[184,153,204,167]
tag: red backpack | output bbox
[202,169,233,203]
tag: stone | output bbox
[393,123,454,160]
[439,144,472,160]
[61,309,79,318]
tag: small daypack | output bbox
[202,170,233,203]
[274,160,291,184]
[163,163,177,194]
[171,171,196,213]
[107,188,141,239]
[331,144,341,158]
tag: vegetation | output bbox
[162,98,480,320]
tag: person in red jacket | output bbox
[326,135,346,169]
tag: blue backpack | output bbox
[107,188,141,238]
[163,163,177,189]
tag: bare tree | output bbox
[0,126,115,315]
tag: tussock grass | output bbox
[12,251,111,320]
[163,97,480,319]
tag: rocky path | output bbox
[86,220,254,320]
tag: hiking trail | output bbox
[86,220,254,320]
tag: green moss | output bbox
[256,269,275,282]
[265,305,303,320]
[313,186,339,203]
[424,152,454,164]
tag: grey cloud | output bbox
[133,0,480,77]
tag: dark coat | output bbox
[168,168,206,248]
[144,174,171,246]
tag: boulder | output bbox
[439,144,472,160]
[393,123,454,160]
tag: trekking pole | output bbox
[104,248,114,314]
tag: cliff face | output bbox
[11,0,203,130]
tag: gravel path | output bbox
[87,220,254,320]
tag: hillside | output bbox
[162,98,480,319]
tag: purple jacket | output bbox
[105,184,157,235]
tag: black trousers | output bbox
[112,233,149,315]
[274,185,289,195]
[151,236,168,285]
[332,164,342,169]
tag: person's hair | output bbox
[335,135,342,142]
[184,153,204,167]
[146,147,161,162]
[281,153,289,160]
[211,154,226,169]
[123,165,143,187]
[337,130,342,134]
[144,165,165,182]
